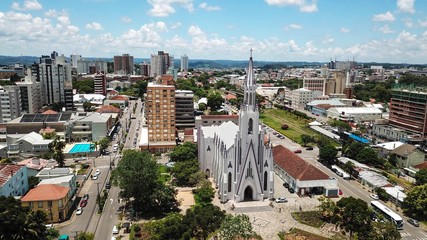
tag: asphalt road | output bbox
[268,129,427,240]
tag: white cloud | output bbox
[419,19,427,28]
[303,41,317,55]
[57,15,70,26]
[171,22,181,29]
[284,24,302,30]
[121,16,132,23]
[265,0,317,13]
[402,18,413,28]
[372,11,395,22]
[287,40,300,52]
[377,24,395,34]
[121,21,168,48]
[85,22,103,30]
[187,25,226,52]
[45,9,58,18]
[199,2,220,11]
[340,27,350,33]
[11,0,42,11]
[397,0,414,13]
[322,35,334,44]
[147,0,194,17]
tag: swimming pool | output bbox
[68,143,94,154]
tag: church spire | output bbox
[243,49,256,110]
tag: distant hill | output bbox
[1,55,425,69]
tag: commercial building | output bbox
[0,85,21,123]
[289,88,321,108]
[327,107,383,122]
[180,54,189,72]
[303,77,327,95]
[175,90,195,129]
[114,54,134,75]
[64,112,113,142]
[94,72,107,95]
[31,52,74,110]
[139,62,151,77]
[0,165,28,197]
[15,70,42,114]
[7,132,52,158]
[388,87,427,141]
[141,82,176,153]
[21,184,72,223]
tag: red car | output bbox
[293,149,302,154]
[80,200,87,207]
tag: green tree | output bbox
[207,92,224,111]
[388,153,398,167]
[50,102,65,112]
[374,187,389,202]
[369,221,401,240]
[48,136,66,167]
[198,103,207,111]
[42,132,57,140]
[356,148,383,166]
[319,144,338,165]
[415,168,427,186]
[329,119,352,132]
[403,184,427,220]
[83,101,92,112]
[335,197,371,238]
[28,176,40,189]
[0,196,50,240]
[344,142,365,159]
[169,142,197,162]
[182,204,226,240]
[300,134,314,147]
[170,159,203,187]
[112,150,179,214]
[98,137,111,152]
[193,180,215,205]
[143,213,185,240]
[318,196,337,221]
[219,214,255,240]
[75,232,95,240]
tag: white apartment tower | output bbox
[15,69,42,114]
[180,54,189,72]
[0,85,21,123]
[150,51,173,77]
[70,54,82,68]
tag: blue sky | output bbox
[1,0,427,63]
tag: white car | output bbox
[76,207,83,215]
[95,169,100,175]
[275,197,288,203]
[112,225,119,234]
[370,194,379,200]
[92,175,98,180]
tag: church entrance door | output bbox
[244,186,253,201]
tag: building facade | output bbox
[197,53,274,203]
[0,165,28,197]
[141,82,176,152]
[16,70,42,114]
[150,51,173,77]
[114,54,134,75]
[0,85,21,123]
[175,90,195,129]
[388,87,427,141]
[180,54,189,72]
[94,72,107,95]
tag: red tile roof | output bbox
[273,145,330,181]
[110,95,129,101]
[21,184,69,202]
[0,165,25,187]
[96,105,122,113]
[108,90,119,95]
[42,110,58,114]
[225,93,237,100]
[414,162,427,169]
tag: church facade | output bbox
[197,53,274,203]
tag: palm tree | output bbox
[48,136,66,167]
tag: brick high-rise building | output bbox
[389,87,427,140]
[94,71,107,95]
[113,54,134,75]
[141,82,176,153]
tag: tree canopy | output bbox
[112,150,179,214]
[219,214,256,240]
[207,92,224,111]
[319,144,338,165]
[169,142,197,163]
[403,184,427,220]
[335,197,372,238]
[48,136,66,167]
[415,168,427,186]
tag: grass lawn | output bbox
[158,165,171,184]
[260,108,317,144]
[292,211,325,228]
[279,228,330,240]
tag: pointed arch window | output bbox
[248,118,253,134]
[228,172,232,192]
[263,171,268,191]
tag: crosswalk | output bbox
[401,231,427,240]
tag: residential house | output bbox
[7,132,52,158]
[0,165,29,197]
[36,168,73,180]
[391,144,425,168]
[21,184,71,223]
[17,158,52,177]
[38,175,77,196]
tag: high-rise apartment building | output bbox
[76,59,108,75]
[175,90,195,129]
[94,72,107,95]
[31,52,74,110]
[180,54,189,72]
[0,85,21,123]
[15,69,42,114]
[150,51,173,77]
[114,54,134,75]
[303,77,327,95]
[70,54,81,68]
[139,62,151,77]
[142,82,176,153]
[388,87,427,139]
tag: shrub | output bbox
[281,124,289,130]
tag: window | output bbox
[38,201,43,208]
[48,201,52,207]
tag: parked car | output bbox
[82,194,89,201]
[112,225,119,234]
[289,188,295,193]
[283,182,289,188]
[275,197,288,203]
[293,149,302,154]
[306,146,314,150]
[106,182,111,189]
[80,200,87,208]
[95,169,100,175]
[76,207,83,215]
[408,218,420,227]
[91,175,98,180]
[370,194,379,200]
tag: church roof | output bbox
[273,145,330,181]
[201,121,238,150]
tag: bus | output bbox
[370,201,404,229]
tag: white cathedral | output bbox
[197,52,274,203]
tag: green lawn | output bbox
[292,211,325,228]
[260,108,316,144]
